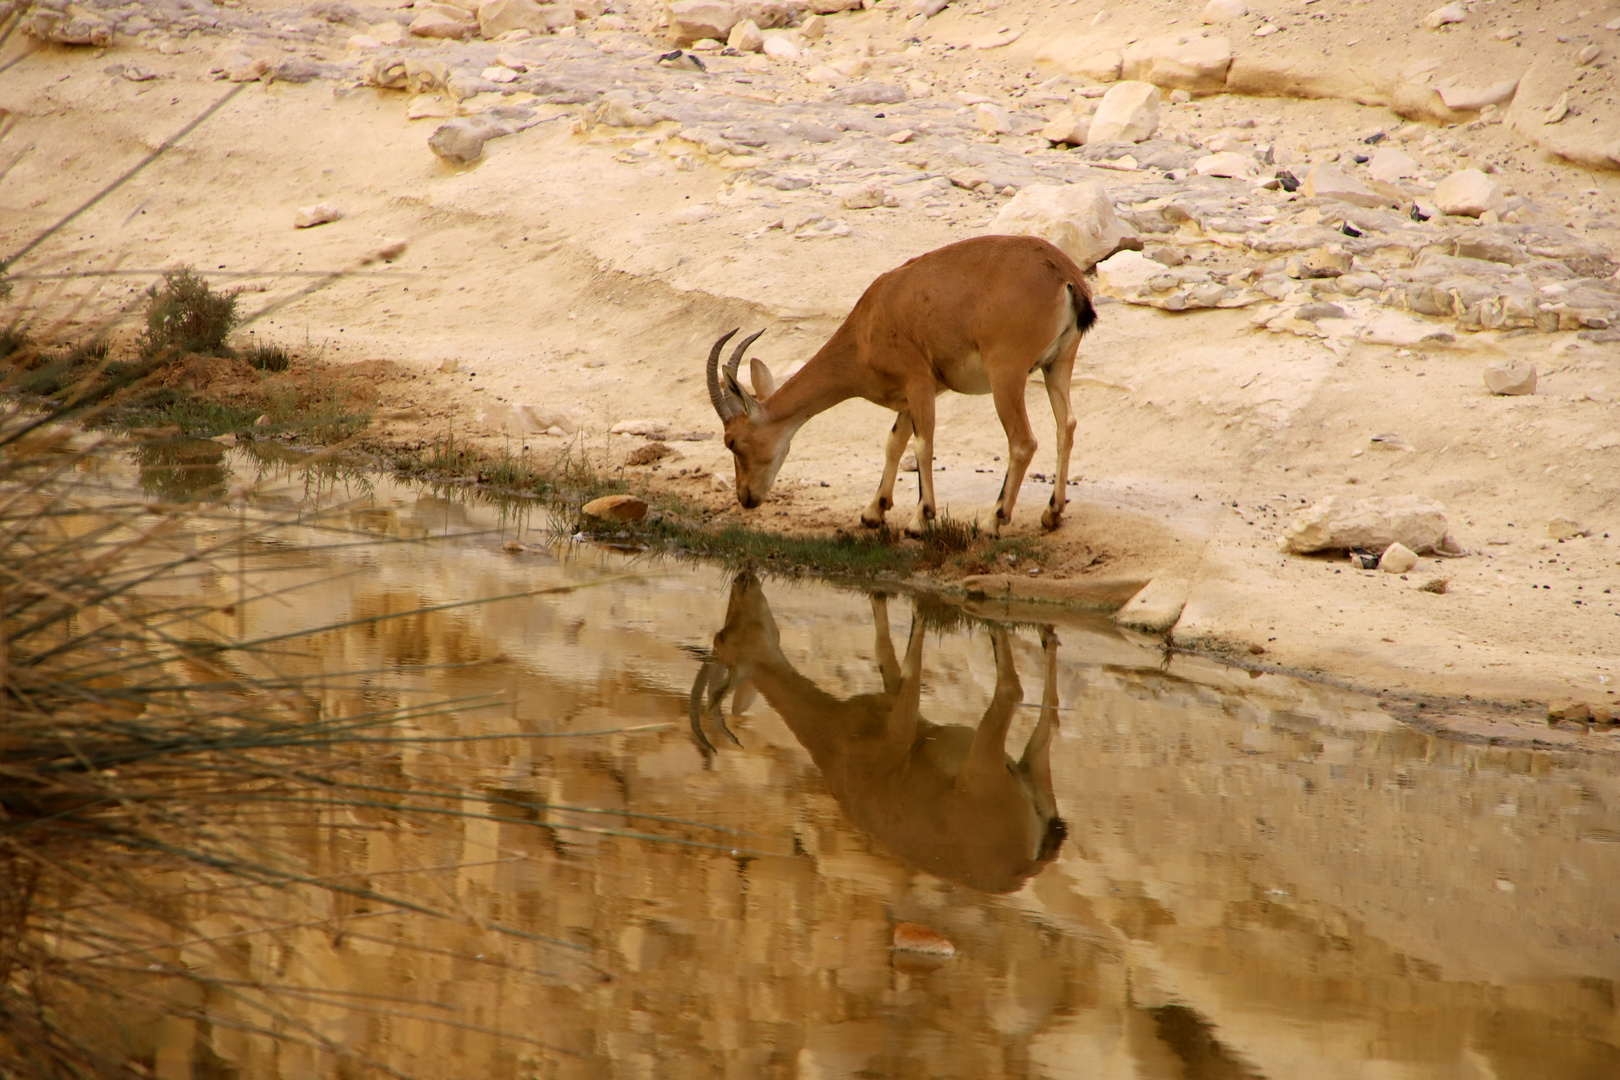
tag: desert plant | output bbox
[242,341,291,372]
[140,266,239,360]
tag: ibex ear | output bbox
[749,358,777,400]
[721,366,759,417]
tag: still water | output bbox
[104,444,1620,1079]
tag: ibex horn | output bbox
[723,328,766,381]
[706,328,740,421]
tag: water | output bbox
[87,445,1620,1078]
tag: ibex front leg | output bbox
[862,412,913,529]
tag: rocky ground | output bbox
[2,0,1617,723]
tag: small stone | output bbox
[1433,169,1501,217]
[1548,700,1593,725]
[886,128,915,144]
[1038,112,1089,146]
[1086,80,1160,143]
[1547,515,1591,540]
[976,102,1012,134]
[1544,92,1571,125]
[410,6,475,38]
[1578,43,1602,66]
[1095,249,1160,291]
[988,183,1136,271]
[801,14,826,39]
[582,494,648,523]
[1483,359,1536,395]
[892,922,955,956]
[841,181,887,209]
[1422,2,1466,29]
[667,0,740,44]
[1201,0,1247,24]
[1378,541,1419,574]
[503,539,525,553]
[1169,88,1192,104]
[727,18,763,52]
[293,203,343,229]
[1418,577,1449,594]
[826,82,907,106]
[948,168,989,190]
[1194,151,1254,178]
[482,65,520,82]
[429,120,486,164]
[763,35,800,61]
[1286,246,1352,279]
[1301,164,1386,209]
[625,441,674,466]
[1367,146,1418,183]
[610,417,674,438]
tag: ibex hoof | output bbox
[1040,507,1062,531]
[860,513,885,529]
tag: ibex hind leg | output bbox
[862,411,913,528]
[1040,339,1079,532]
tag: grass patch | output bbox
[140,266,239,359]
[635,516,915,577]
[242,341,291,371]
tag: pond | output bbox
[65,442,1620,1078]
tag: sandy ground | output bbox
[1,0,1617,716]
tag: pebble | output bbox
[892,922,955,956]
[1433,169,1501,217]
[1483,359,1537,396]
[1546,515,1591,540]
[1378,541,1419,574]
[581,494,648,523]
[293,203,343,228]
[976,102,1012,134]
[1422,2,1466,29]
[429,120,487,164]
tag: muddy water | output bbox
[114,446,1620,1080]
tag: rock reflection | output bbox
[691,573,1066,893]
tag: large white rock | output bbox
[727,18,764,51]
[1422,2,1466,29]
[667,0,739,44]
[1433,169,1501,217]
[1094,249,1159,292]
[1301,164,1387,208]
[1086,81,1160,143]
[1201,0,1247,24]
[986,183,1135,271]
[1483,359,1536,395]
[1193,150,1253,178]
[1121,35,1232,93]
[1279,495,1450,555]
[1039,110,1090,146]
[1366,146,1418,183]
[478,0,570,37]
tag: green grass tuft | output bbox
[141,266,239,360]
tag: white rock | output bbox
[801,14,826,39]
[840,181,887,209]
[1483,359,1536,395]
[1433,169,1500,217]
[1547,515,1591,540]
[987,183,1135,271]
[1087,80,1160,143]
[1366,146,1418,182]
[1378,542,1419,574]
[1544,92,1570,125]
[481,65,521,82]
[410,6,475,38]
[1193,150,1253,178]
[1280,495,1450,555]
[1039,112,1089,146]
[293,203,343,228]
[1436,76,1521,112]
[1032,34,1123,83]
[478,0,566,37]
[1301,164,1386,209]
[1422,2,1466,29]
[1578,43,1602,66]
[727,18,764,52]
[428,120,486,164]
[1095,249,1160,292]
[610,417,674,438]
[1120,35,1232,93]
[976,102,1012,134]
[1201,0,1246,24]
[762,35,800,61]
[667,0,739,44]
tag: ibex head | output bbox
[706,328,788,509]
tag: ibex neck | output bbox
[757,332,864,427]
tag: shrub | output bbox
[140,266,239,359]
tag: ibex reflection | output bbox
[691,574,1067,894]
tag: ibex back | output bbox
[704,235,1097,537]
[691,574,1066,894]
